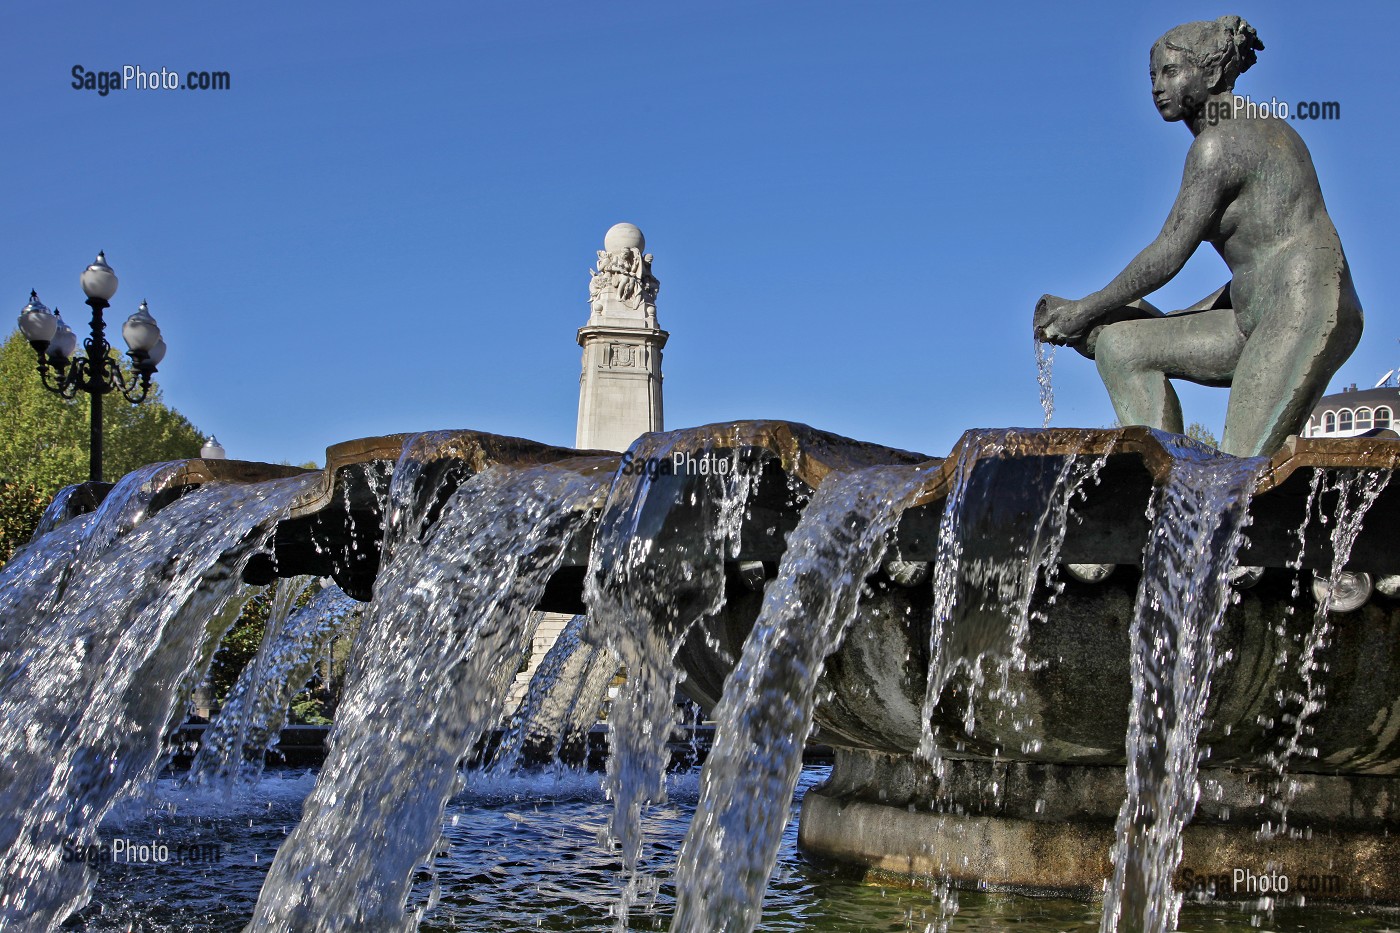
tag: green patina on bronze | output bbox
[1034,16,1362,457]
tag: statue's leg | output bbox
[1093,308,1245,434]
[1220,299,1363,458]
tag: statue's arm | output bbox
[1079,136,1234,320]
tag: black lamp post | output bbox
[16,252,167,483]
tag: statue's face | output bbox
[1149,43,1210,122]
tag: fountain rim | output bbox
[904,426,1400,509]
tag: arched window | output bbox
[1339,409,1354,431]
[1356,408,1373,430]
[1324,411,1337,433]
[1376,407,1392,429]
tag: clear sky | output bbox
[3,2,1396,466]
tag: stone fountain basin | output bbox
[56,422,1400,775]
[46,422,1400,899]
[595,425,1400,777]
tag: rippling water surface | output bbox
[63,766,1397,932]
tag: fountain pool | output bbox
[59,765,1399,932]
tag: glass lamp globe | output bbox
[200,436,227,460]
[80,251,119,302]
[123,300,161,353]
[146,338,167,367]
[48,313,78,360]
[18,291,57,344]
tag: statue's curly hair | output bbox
[1156,15,1265,91]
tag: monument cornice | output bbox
[576,324,669,348]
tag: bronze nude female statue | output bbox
[1033,15,1362,457]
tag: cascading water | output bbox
[1263,467,1391,837]
[0,514,95,659]
[189,580,361,789]
[491,613,619,773]
[966,442,1111,754]
[71,462,196,566]
[246,461,603,932]
[889,430,1113,932]
[1099,441,1267,933]
[3,418,1395,932]
[1035,340,1056,428]
[917,430,1113,766]
[0,461,190,647]
[917,432,993,767]
[30,483,85,538]
[581,429,757,925]
[670,462,937,933]
[0,471,318,932]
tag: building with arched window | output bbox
[1301,381,1400,439]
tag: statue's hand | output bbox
[1034,294,1094,345]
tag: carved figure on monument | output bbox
[588,245,660,319]
[1033,15,1363,457]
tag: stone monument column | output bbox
[575,223,667,451]
[509,223,668,716]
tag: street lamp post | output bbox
[16,252,167,483]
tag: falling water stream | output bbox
[917,430,1113,766]
[1263,467,1391,837]
[491,613,619,774]
[3,425,1397,933]
[246,459,603,932]
[670,463,937,933]
[0,471,318,931]
[1034,341,1055,428]
[189,580,362,789]
[0,513,95,660]
[30,483,88,540]
[581,429,758,925]
[1099,442,1267,933]
[0,461,189,650]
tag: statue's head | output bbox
[1150,15,1264,122]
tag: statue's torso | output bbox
[1200,117,1358,334]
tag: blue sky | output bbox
[3,2,1396,466]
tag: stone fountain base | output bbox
[799,749,1400,902]
[793,566,1400,906]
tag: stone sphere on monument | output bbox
[603,222,645,252]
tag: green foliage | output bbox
[205,581,361,725]
[205,589,276,704]
[0,329,205,562]
[0,480,48,564]
[1185,422,1220,449]
[290,694,333,725]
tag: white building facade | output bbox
[1301,383,1399,439]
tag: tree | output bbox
[1186,422,1220,449]
[204,581,362,725]
[0,329,205,562]
[0,480,48,564]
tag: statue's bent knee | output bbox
[1086,320,1136,367]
